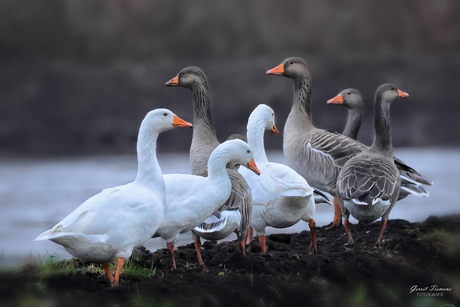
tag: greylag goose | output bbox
[337,84,407,245]
[154,139,260,269]
[327,88,364,140]
[267,58,367,227]
[267,57,429,227]
[327,89,431,200]
[165,67,253,265]
[35,109,192,286]
[238,104,331,254]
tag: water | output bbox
[0,148,458,267]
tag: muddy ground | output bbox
[1,215,460,307]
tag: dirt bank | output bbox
[1,215,459,307]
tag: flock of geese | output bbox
[34,57,431,286]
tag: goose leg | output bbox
[258,235,267,253]
[245,226,254,245]
[238,240,246,255]
[344,219,354,243]
[112,257,124,287]
[308,218,317,254]
[327,197,343,229]
[193,237,205,267]
[102,262,114,284]
[194,237,209,273]
[376,219,387,245]
[166,242,177,269]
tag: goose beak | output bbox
[173,115,193,128]
[266,63,284,75]
[165,75,179,86]
[327,94,344,105]
[397,89,409,99]
[270,125,280,136]
[246,159,261,176]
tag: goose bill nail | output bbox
[173,115,193,128]
[165,75,179,86]
[266,63,284,75]
[327,94,344,104]
[247,159,261,175]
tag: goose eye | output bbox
[181,72,185,76]
[392,88,395,91]
[247,150,250,154]
[289,61,293,65]
[347,93,351,95]
[163,113,168,116]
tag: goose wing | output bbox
[338,156,400,205]
[308,130,368,168]
[35,183,156,241]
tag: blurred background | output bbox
[0,0,459,266]
[1,0,459,156]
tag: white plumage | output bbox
[153,139,260,269]
[35,108,192,285]
[238,104,319,253]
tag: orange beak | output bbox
[327,93,344,105]
[173,115,193,128]
[246,158,260,176]
[266,63,284,75]
[397,89,409,99]
[270,125,280,136]
[165,75,179,86]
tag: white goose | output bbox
[238,104,330,254]
[153,139,260,269]
[35,109,192,286]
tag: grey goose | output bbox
[337,84,408,245]
[327,88,431,200]
[266,57,429,228]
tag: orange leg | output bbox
[194,237,205,267]
[328,197,343,228]
[245,226,254,245]
[238,240,246,255]
[376,220,387,245]
[259,235,267,253]
[167,242,176,269]
[112,257,124,287]
[102,262,114,284]
[308,218,317,254]
[344,219,354,243]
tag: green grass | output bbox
[29,252,81,276]
[421,229,460,258]
[121,256,156,278]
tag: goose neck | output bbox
[135,131,165,189]
[191,82,216,133]
[343,108,363,140]
[246,116,268,163]
[292,77,314,127]
[370,98,393,157]
[207,148,232,182]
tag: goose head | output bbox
[376,84,409,104]
[165,66,208,89]
[327,88,364,110]
[216,139,261,175]
[266,57,310,80]
[142,108,192,133]
[251,104,279,135]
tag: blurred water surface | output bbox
[0,148,458,267]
